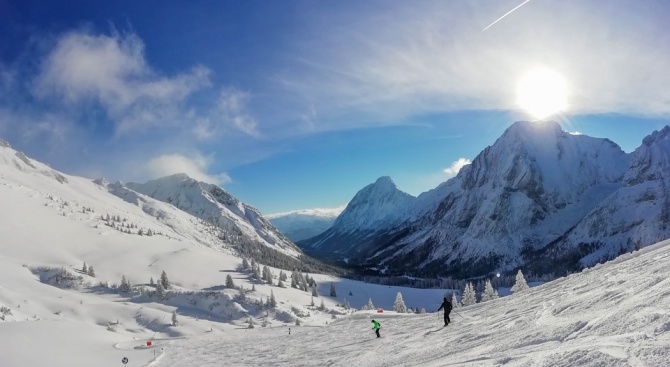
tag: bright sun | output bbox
[516,68,568,120]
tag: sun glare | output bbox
[516,68,568,120]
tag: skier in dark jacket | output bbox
[438,296,453,326]
[371,319,381,338]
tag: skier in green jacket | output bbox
[371,319,381,338]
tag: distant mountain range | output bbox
[266,207,343,242]
[299,121,670,278]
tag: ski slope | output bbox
[157,240,670,367]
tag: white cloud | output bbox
[444,158,472,177]
[275,0,670,130]
[217,87,260,137]
[33,30,210,133]
[265,205,347,219]
[146,153,231,185]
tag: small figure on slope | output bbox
[438,296,453,326]
[371,319,381,338]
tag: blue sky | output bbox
[1,0,669,215]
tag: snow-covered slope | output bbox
[299,176,416,261]
[157,238,670,367]
[0,139,453,366]
[126,174,301,257]
[266,207,343,242]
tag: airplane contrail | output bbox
[482,0,533,31]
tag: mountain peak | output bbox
[373,176,396,190]
[642,125,670,146]
[0,139,10,148]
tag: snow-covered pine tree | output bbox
[262,265,272,285]
[319,299,325,311]
[171,310,178,326]
[511,270,529,293]
[462,282,477,306]
[278,279,285,288]
[290,272,298,288]
[420,308,426,314]
[82,262,87,273]
[160,270,170,290]
[269,290,277,308]
[311,287,318,297]
[87,266,95,277]
[310,296,315,307]
[365,297,375,310]
[155,282,166,300]
[237,287,246,301]
[481,280,499,302]
[451,292,461,308]
[252,264,261,280]
[393,292,407,313]
[242,258,250,270]
[119,275,131,293]
[226,274,235,288]
[330,282,337,297]
[150,277,154,286]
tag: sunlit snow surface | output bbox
[159,242,670,367]
[2,141,670,367]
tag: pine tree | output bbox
[87,266,95,277]
[278,279,285,288]
[155,282,166,300]
[462,282,477,306]
[119,275,131,293]
[242,258,250,270]
[160,270,170,290]
[319,299,325,311]
[226,274,235,288]
[311,287,318,297]
[330,282,337,297]
[237,287,246,301]
[310,296,315,307]
[82,262,87,274]
[365,297,375,310]
[393,292,407,313]
[451,292,461,308]
[481,280,499,302]
[269,290,277,308]
[420,308,426,314]
[171,310,178,326]
[150,277,154,286]
[511,270,529,293]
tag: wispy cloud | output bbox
[444,158,472,177]
[276,0,670,130]
[33,30,210,134]
[146,153,231,185]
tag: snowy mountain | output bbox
[266,206,343,242]
[300,121,670,278]
[125,175,301,258]
[1,138,453,366]
[299,176,416,262]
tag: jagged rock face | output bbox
[371,121,631,276]
[304,121,669,278]
[298,176,416,260]
[127,174,301,256]
[555,126,670,268]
